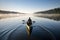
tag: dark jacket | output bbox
[27,17,32,26]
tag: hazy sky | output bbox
[0,0,60,13]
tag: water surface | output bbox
[0,15,60,40]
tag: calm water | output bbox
[0,15,60,40]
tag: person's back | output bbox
[27,17,32,26]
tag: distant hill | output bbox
[0,10,23,14]
[35,8,60,14]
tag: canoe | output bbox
[26,24,33,36]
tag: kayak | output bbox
[26,24,31,35]
[26,24,33,36]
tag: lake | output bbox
[0,14,60,40]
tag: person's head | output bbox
[29,17,31,19]
[29,17,30,18]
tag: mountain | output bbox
[35,8,60,14]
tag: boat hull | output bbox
[26,24,33,36]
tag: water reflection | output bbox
[0,15,60,40]
[34,14,60,21]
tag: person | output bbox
[27,17,33,38]
[27,17,32,26]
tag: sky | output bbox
[0,0,60,13]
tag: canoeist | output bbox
[27,17,32,26]
[26,17,32,36]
